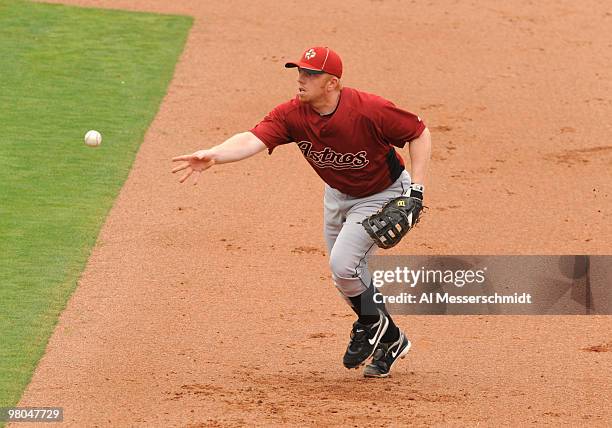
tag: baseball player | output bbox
[172,46,431,378]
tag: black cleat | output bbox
[343,309,389,369]
[363,330,411,378]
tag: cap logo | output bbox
[304,48,316,60]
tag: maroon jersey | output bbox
[250,87,425,197]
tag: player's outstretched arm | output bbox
[172,131,267,185]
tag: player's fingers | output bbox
[172,154,194,162]
[179,169,194,183]
[192,171,201,186]
[172,163,190,174]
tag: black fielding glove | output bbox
[360,183,425,249]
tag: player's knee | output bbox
[328,251,356,280]
[329,251,367,297]
[333,277,366,298]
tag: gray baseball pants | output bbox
[324,170,411,298]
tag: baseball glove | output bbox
[361,185,424,249]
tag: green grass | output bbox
[0,0,192,412]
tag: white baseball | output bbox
[84,130,102,147]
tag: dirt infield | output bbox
[16,0,612,426]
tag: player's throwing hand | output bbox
[172,150,216,185]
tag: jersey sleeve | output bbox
[376,99,426,148]
[249,101,293,154]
